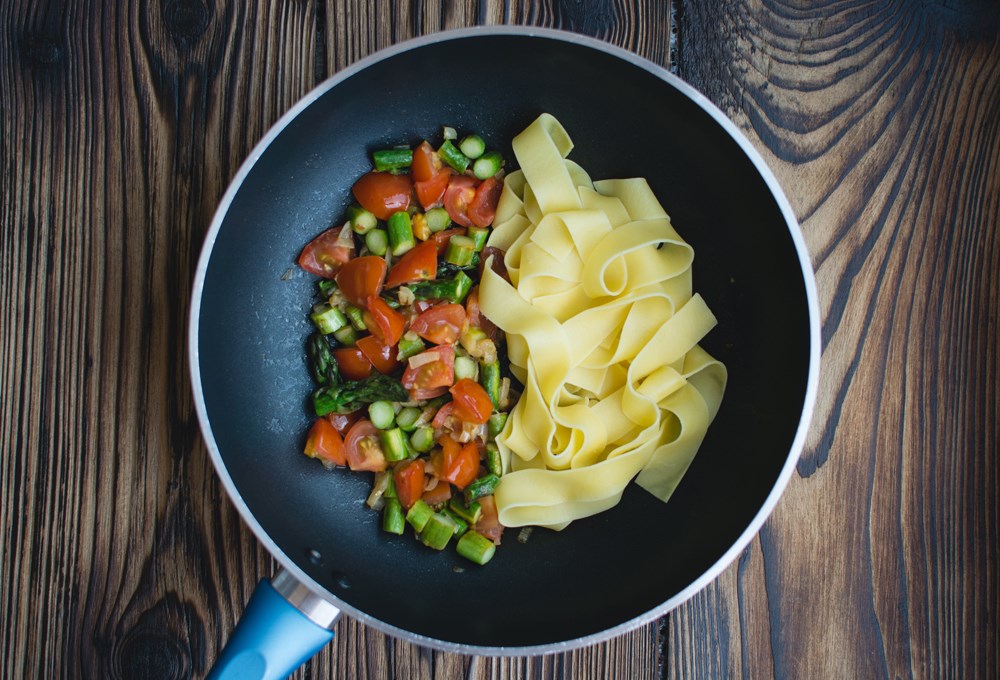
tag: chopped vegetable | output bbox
[456,531,496,565]
[408,271,473,304]
[347,205,378,234]
[382,498,406,534]
[303,418,347,467]
[406,499,434,531]
[387,211,416,256]
[368,401,395,429]
[420,511,458,550]
[336,256,387,307]
[465,474,500,503]
[313,374,408,416]
[472,151,503,180]
[365,228,389,256]
[380,427,410,462]
[438,140,469,172]
[486,443,503,477]
[394,459,426,510]
[352,172,411,220]
[458,134,486,160]
[373,148,413,172]
[297,128,513,563]
[444,235,476,266]
[425,207,452,232]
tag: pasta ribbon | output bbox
[480,114,727,530]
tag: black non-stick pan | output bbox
[190,27,820,679]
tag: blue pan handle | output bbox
[208,569,341,680]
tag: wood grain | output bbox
[671,1,1000,678]
[2,0,997,678]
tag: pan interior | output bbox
[197,34,811,648]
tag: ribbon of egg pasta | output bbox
[479,114,727,530]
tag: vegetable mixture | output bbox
[298,128,511,565]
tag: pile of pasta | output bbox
[479,114,727,530]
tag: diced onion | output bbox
[398,286,415,306]
[408,352,438,369]
[366,471,391,510]
[335,223,355,247]
[499,377,511,409]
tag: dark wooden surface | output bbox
[2,1,997,678]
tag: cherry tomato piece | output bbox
[326,410,363,435]
[344,419,387,472]
[303,418,347,466]
[298,226,355,278]
[449,378,493,424]
[468,177,502,228]
[410,304,467,345]
[401,345,455,396]
[465,287,500,344]
[356,334,400,374]
[384,240,437,288]
[439,435,480,489]
[336,255,386,307]
[476,495,504,544]
[431,402,454,430]
[422,477,452,506]
[414,170,451,210]
[331,347,372,380]
[409,386,449,400]
[431,227,467,256]
[363,296,407,346]
[352,172,412,220]
[394,459,426,510]
[443,176,478,228]
[411,141,441,182]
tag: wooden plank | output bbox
[669,2,1000,678]
[0,1,320,677]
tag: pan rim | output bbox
[188,24,822,656]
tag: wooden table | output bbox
[3,1,997,678]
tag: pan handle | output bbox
[208,569,341,680]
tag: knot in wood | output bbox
[21,34,63,68]
[162,0,210,47]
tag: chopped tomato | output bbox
[468,177,502,228]
[336,255,386,307]
[422,478,452,506]
[363,296,406,346]
[384,240,437,288]
[431,401,454,429]
[415,170,451,210]
[331,347,372,380]
[298,226,355,278]
[465,287,500,344]
[443,175,478,228]
[411,141,441,182]
[356,334,400,374]
[478,245,509,282]
[476,495,503,544]
[326,410,362,435]
[394,459,426,510]
[401,345,455,396]
[343,419,387,472]
[431,227,467,255]
[352,172,412,220]
[409,386,449,400]
[410,304,467,345]
[303,418,347,466]
[449,379,493,424]
[439,435,480,488]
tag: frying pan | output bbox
[189,27,821,679]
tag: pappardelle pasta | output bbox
[480,114,727,530]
